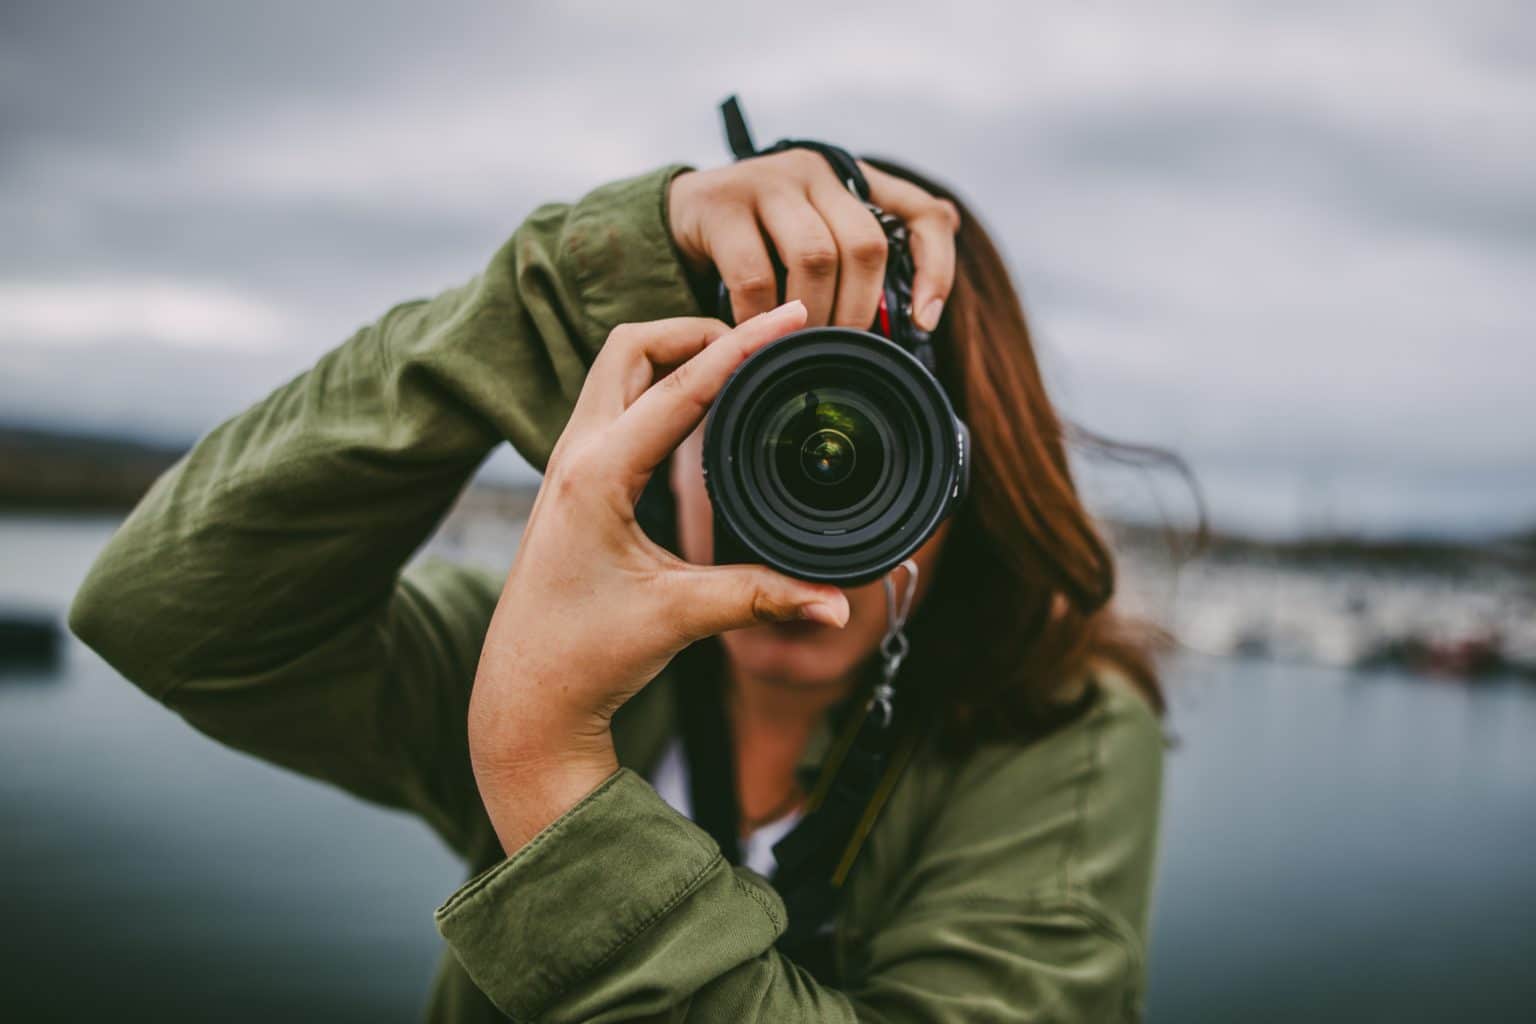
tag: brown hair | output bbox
[868,158,1180,750]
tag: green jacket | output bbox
[70,165,1164,1023]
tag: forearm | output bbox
[437,769,850,1023]
[70,164,700,698]
[71,292,500,698]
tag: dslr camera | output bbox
[704,156,970,586]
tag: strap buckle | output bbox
[871,559,919,727]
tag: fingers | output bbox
[757,190,838,326]
[706,205,778,325]
[810,181,888,330]
[670,563,850,638]
[573,317,732,428]
[612,301,807,488]
[676,152,958,333]
[863,163,960,331]
[903,214,957,331]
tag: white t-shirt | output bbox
[649,736,804,878]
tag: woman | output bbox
[72,148,1165,1022]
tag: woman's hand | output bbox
[668,150,961,331]
[468,301,849,856]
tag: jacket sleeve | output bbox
[68,164,702,856]
[434,681,1165,1023]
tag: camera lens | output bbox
[703,327,968,585]
[767,390,885,513]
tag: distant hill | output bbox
[3,424,1531,578]
[1109,519,1535,576]
[0,425,540,516]
[0,425,186,512]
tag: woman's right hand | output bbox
[667,150,961,332]
[466,300,847,856]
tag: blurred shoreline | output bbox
[1111,523,1536,682]
[5,423,1532,682]
[0,424,186,513]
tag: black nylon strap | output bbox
[669,631,877,976]
[770,706,897,953]
[672,640,742,867]
[718,95,870,200]
[720,95,758,162]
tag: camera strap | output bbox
[673,559,925,979]
[720,94,870,201]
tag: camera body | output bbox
[703,205,970,586]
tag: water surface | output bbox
[2,517,1532,1021]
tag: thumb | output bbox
[670,564,850,639]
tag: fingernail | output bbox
[917,297,944,331]
[754,299,804,324]
[799,600,847,628]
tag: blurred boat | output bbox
[0,608,62,672]
[1359,631,1515,681]
[1112,528,1536,683]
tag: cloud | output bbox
[0,279,289,349]
[1,0,1532,536]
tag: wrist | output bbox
[471,735,619,857]
[664,170,712,275]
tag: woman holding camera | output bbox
[73,147,1164,1022]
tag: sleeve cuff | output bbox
[435,768,770,1021]
[561,163,704,338]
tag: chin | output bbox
[722,624,863,689]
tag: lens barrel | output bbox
[703,327,968,586]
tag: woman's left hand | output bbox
[668,151,960,330]
[467,300,849,856]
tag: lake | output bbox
[2,516,1533,1022]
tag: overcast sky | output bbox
[3,1,1532,537]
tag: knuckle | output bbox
[658,361,707,410]
[664,367,715,415]
[692,188,744,226]
[546,451,593,500]
[668,576,721,644]
[795,244,838,277]
[607,321,641,351]
[933,198,962,231]
[758,147,820,183]
[777,148,822,178]
[849,232,889,268]
[732,271,777,301]
[751,589,773,623]
[750,584,795,624]
[695,168,739,203]
[659,360,692,395]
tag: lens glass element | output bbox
[764,388,888,514]
[800,428,856,486]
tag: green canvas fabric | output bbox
[71,164,1164,1023]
